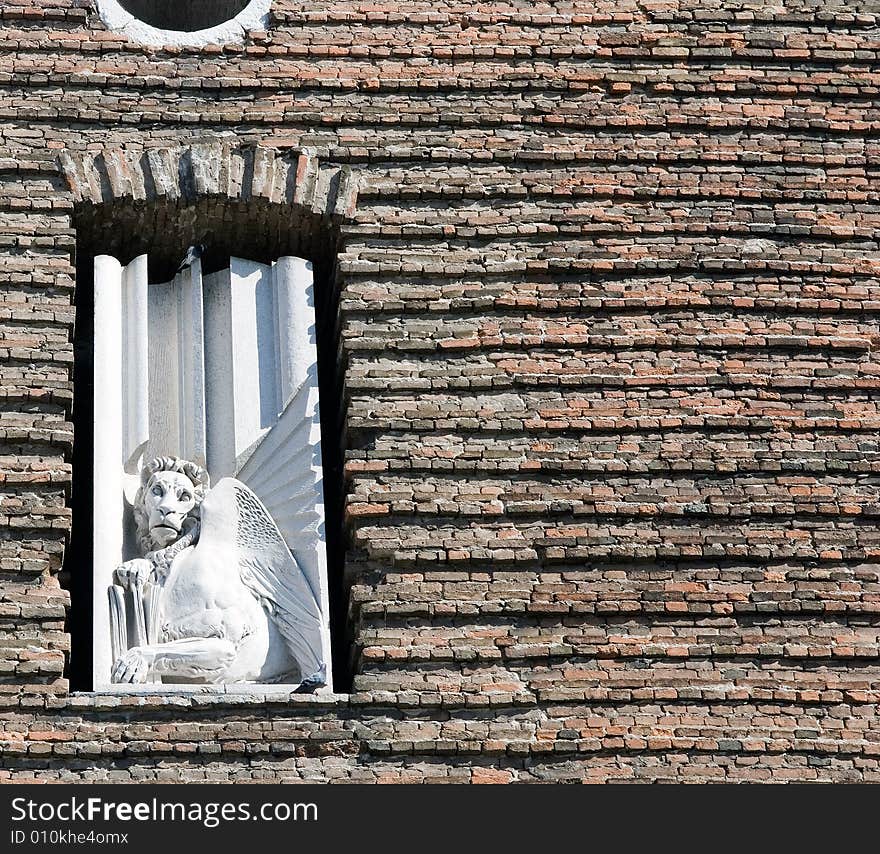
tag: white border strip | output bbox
[78,684,336,696]
[97,0,270,47]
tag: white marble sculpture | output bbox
[109,456,325,685]
[92,254,332,689]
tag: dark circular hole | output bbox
[117,0,252,31]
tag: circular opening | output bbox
[117,0,251,31]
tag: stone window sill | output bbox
[67,686,347,710]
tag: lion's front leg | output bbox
[111,637,237,684]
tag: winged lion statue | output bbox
[109,452,326,688]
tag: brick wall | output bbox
[1,0,880,782]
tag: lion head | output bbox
[133,456,210,553]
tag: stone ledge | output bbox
[57,143,360,221]
[63,688,349,710]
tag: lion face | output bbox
[132,457,209,554]
[142,470,198,549]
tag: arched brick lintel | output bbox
[57,143,360,221]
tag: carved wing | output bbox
[234,366,325,606]
[198,477,325,681]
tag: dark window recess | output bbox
[117,0,251,31]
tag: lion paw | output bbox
[111,648,152,684]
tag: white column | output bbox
[273,256,315,402]
[203,267,235,480]
[231,258,277,458]
[93,255,124,689]
[146,275,180,465]
[204,258,280,479]
[121,254,149,473]
[177,258,207,467]
[145,261,206,468]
